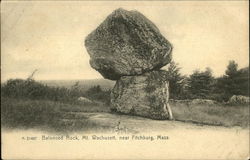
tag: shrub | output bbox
[1,79,83,102]
[1,79,112,105]
[84,85,111,105]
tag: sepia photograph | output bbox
[1,0,249,159]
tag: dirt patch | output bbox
[2,112,249,159]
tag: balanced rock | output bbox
[111,70,171,119]
[85,8,172,80]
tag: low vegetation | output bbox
[1,78,111,104]
[1,95,249,132]
[1,97,111,132]
[170,102,249,128]
[1,79,112,132]
[1,59,249,132]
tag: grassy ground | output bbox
[1,97,111,133]
[1,97,249,133]
[170,102,249,128]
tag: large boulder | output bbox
[228,95,250,105]
[85,8,172,80]
[190,99,217,106]
[111,70,171,119]
[77,97,93,103]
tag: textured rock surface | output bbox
[229,95,250,105]
[111,70,170,119]
[85,8,172,80]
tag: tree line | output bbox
[1,60,248,103]
[166,60,249,102]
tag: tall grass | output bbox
[1,97,111,132]
[1,97,61,129]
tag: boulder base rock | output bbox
[85,8,172,80]
[111,70,170,119]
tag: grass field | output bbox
[1,96,249,133]
[171,102,249,128]
[1,97,112,132]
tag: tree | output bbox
[215,60,249,101]
[187,67,215,99]
[27,69,38,80]
[165,61,186,99]
[223,60,240,96]
[236,67,249,96]
[225,60,238,77]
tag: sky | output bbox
[1,1,249,82]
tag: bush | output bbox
[1,79,112,105]
[1,79,47,99]
[1,79,70,101]
[84,85,111,105]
